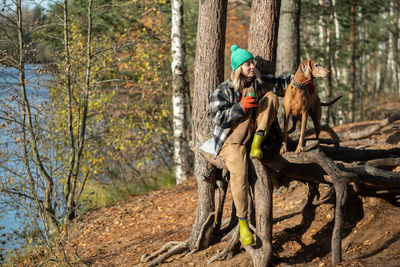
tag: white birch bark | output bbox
[375,41,385,94]
[171,0,189,184]
[332,0,341,83]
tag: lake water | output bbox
[0,64,52,254]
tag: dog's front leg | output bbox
[295,112,308,154]
[280,110,290,154]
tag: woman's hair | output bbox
[230,65,246,92]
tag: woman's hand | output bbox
[241,96,257,112]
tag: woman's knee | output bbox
[260,92,279,110]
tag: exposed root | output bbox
[141,241,188,267]
[315,185,335,205]
[207,226,240,264]
[215,176,228,231]
[187,211,216,255]
[221,223,238,242]
[220,217,231,228]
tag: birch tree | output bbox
[171,0,190,185]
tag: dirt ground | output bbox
[69,117,400,267]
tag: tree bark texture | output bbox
[326,0,334,125]
[276,0,300,75]
[171,0,190,184]
[391,1,399,97]
[246,2,281,266]
[331,0,341,85]
[248,0,281,74]
[189,0,228,250]
[276,0,300,127]
[245,159,273,267]
[348,0,356,122]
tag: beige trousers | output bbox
[256,91,279,137]
[219,143,248,218]
[219,91,279,218]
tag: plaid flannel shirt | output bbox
[209,75,292,158]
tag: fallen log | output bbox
[365,157,400,168]
[336,112,400,140]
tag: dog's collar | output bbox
[292,78,311,89]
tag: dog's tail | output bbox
[321,95,342,106]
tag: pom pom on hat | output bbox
[230,45,254,71]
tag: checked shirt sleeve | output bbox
[260,73,293,89]
[258,73,293,96]
[209,87,245,128]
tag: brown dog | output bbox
[280,60,341,154]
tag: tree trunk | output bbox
[327,0,334,125]
[66,0,93,223]
[331,0,341,85]
[188,0,228,250]
[276,0,300,127]
[276,0,300,75]
[390,1,399,97]
[247,1,281,266]
[396,1,400,97]
[63,0,77,224]
[171,0,190,185]
[318,0,328,121]
[348,0,356,122]
[16,0,59,235]
[248,0,281,72]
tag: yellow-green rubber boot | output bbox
[239,218,254,245]
[249,133,263,160]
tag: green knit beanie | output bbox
[230,45,254,71]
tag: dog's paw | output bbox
[280,145,287,155]
[294,147,304,155]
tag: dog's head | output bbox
[299,60,330,80]
[254,56,286,97]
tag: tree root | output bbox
[152,120,399,266]
[188,211,216,255]
[141,241,188,267]
[207,226,240,264]
[315,185,335,205]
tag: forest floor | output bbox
[67,102,400,267]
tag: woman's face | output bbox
[241,59,255,78]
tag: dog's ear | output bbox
[300,60,308,72]
[301,60,311,78]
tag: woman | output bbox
[209,45,291,245]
